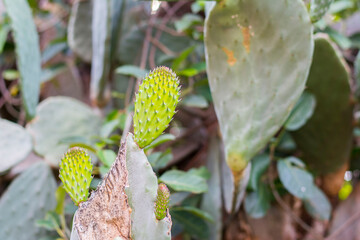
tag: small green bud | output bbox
[59,147,93,206]
[134,66,180,148]
[155,183,170,220]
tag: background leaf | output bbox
[285,91,316,131]
[245,182,271,219]
[67,0,93,62]
[0,118,32,173]
[277,157,314,199]
[0,162,56,240]
[248,154,270,191]
[304,185,332,220]
[3,0,42,118]
[160,169,208,193]
[26,97,102,166]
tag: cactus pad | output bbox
[0,162,56,240]
[291,36,353,174]
[59,147,93,205]
[205,0,313,174]
[134,66,180,148]
[26,96,102,166]
[0,118,32,173]
[155,183,170,220]
[71,133,171,240]
[125,133,172,239]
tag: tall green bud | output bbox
[133,66,180,149]
[155,183,170,220]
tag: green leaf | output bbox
[244,182,271,218]
[172,206,214,223]
[171,207,209,240]
[144,133,176,150]
[0,118,32,173]
[182,94,209,109]
[277,157,314,199]
[0,23,10,54]
[26,97,102,166]
[169,192,191,207]
[160,169,208,193]
[178,68,199,77]
[323,27,352,49]
[174,14,202,32]
[188,166,211,180]
[41,42,67,63]
[115,65,148,79]
[97,149,116,167]
[148,149,173,170]
[4,0,42,118]
[40,64,67,83]
[55,185,66,215]
[285,91,316,131]
[248,154,270,191]
[36,211,61,231]
[304,185,331,220]
[2,69,20,81]
[328,0,355,14]
[172,46,196,71]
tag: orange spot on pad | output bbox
[241,26,251,53]
[222,47,237,66]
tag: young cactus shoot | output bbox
[155,183,170,220]
[59,147,93,206]
[133,66,180,149]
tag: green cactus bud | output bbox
[59,147,93,206]
[155,183,170,220]
[134,66,180,149]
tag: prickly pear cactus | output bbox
[205,0,313,212]
[155,183,170,220]
[59,147,93,205]
[134,66,180,149]
[71,134,171,240]
[291,36,353,174]
[310,0,333,22]
[205,0,313,177]
[0,162,56,240]
[125,134,172,239]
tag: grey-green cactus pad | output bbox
[205,0,313,172]
[291,36,353,174]
[0,118,32,173]
[3,0,42,118]
[0,162,56,240]
[68,0,93,62]
[125,134,172,240]
[26,97,102,166]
